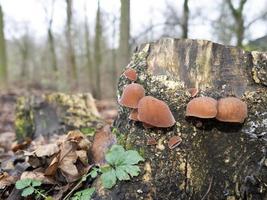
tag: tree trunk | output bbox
[94,38,267,200]
[48,24,58,79]
[15,92,103,142]
[93,0,102,99]
[0,4,7,88]
[226,0,247,47]
[118,0,130,68]
[84,7,93,93]
[181,0,189,39]
[66,0,77,89]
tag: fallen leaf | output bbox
[67,130,91,151]
[20,171,55,184]
[91,125,116,165]
[76,150,88,165]
[58,142,79,182]
[34,143,60,157]
[45,156,59,176]
[0,172,15,189]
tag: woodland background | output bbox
[0,0,267,99]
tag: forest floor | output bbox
[0,89,118,199]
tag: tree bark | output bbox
[93,0,102,99]
[95,38,267,200]
[65,0,77,89]
[118,0,130,68]
[0,4,7,88]
[181,0,189,39]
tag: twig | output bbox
[200,176,213,200]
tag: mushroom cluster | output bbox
[186,96,247,123]
[119,68,176,128]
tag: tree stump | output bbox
[95,38,267,200]
[15,93,104,141]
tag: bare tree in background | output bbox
[118,0,130,68]
[226,0,247,47]
[182,0,189,39]
[111,16,118,92]
[16,28,31,82]
[93,0,102,99]
[83,3,93,92]
[43,0,58,81]
[66,0,77,88]
[163,0,190,38]
[0,4,7,87]
[215,0,267,47]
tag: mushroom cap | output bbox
[216,97,247,123]
[123,68,137,81]
[137,96,176,128]
[119,83,145,108]
[186,97,217,118]
[129,109,139,121]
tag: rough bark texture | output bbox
[15,93,104,142]
[95,38,267,200]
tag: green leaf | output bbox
[105,145,125,166]
[120,165,141,177]
[115,166,130,181]
[123,150,144,165]
[72,188,95,200]
[15,179,32,189]
[31,180,42,187]
[100,169,117,189]
[89,168,99,178]
[21,186,34,197]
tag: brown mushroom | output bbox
[186,96,217,118]
[119,83,145,108]
[168,136,182,149]
[129,109,138,121]
[123,68,137,81]
[137,96,175,128]
[216,97,247,123]
[142,122,153,129]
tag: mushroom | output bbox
[216,97,247,123]
[119,83,145,108]
[123,68,137,81]
[168,136,182,150]
[137,96,176,128]
[129,109,138,121]
[142,122,153,129]
[186,96,217,118]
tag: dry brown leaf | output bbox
[67,130,91,151]
[76,150,88,165]
[91,125,116,165]
[45,156,59,176]
[35,143,60,157]
[0,172,15,189]
[57,141,79,182]
[20,171,55,184]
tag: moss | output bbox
[15,97,34,142]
